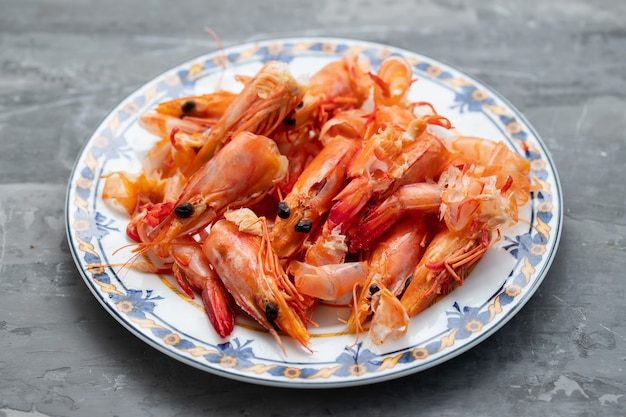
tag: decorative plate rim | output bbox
[65,36,563,388]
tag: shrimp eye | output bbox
[296,101,304,109]
[276,202,291,219]
[181,100,196,114]
[368,284,380,295]
[174,202,193,218]
[265,303,279,322]
[295,219,312,233]
[283,116,296,126]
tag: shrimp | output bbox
[350,137,527,251]
[327,118,449,242]
[348,183,443,252]
[135,91,240,177]
[437,164,516,233]
[291,55,372,132]
[303,119,446,262]
[401,228,489,317]
[146,131,288,257]
[104,55,535,351]
[347,216,432,335]
[202,213,310,353]
[269,136,360,259]
[170,238,236,338]
[437,136,530,234]
[367,215,433,296]
[186,61,306,175]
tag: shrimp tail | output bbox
[201,276,237,339]
[170,239,237,338]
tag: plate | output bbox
[65,37,562,388]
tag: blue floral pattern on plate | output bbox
[65,37,562,388]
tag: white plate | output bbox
[65,37,562,388]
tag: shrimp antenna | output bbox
[344,281,366,348]
[107,240,172,280]
[203,26,225,64]
[203,26,228,88]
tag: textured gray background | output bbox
[1,0,625,416]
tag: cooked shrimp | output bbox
[186,61,306,175]
[147,131,288,256]
[104,56,533,351]
[401,228,489,317]
[202,214,310,353]
[327,117,449,238]
[347,216,432,335]
[348,183,442,252]
[269,136,360,259]
[292,55,372,132]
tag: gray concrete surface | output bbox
[1,0,625,416]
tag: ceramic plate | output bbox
[65,37,562,388]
